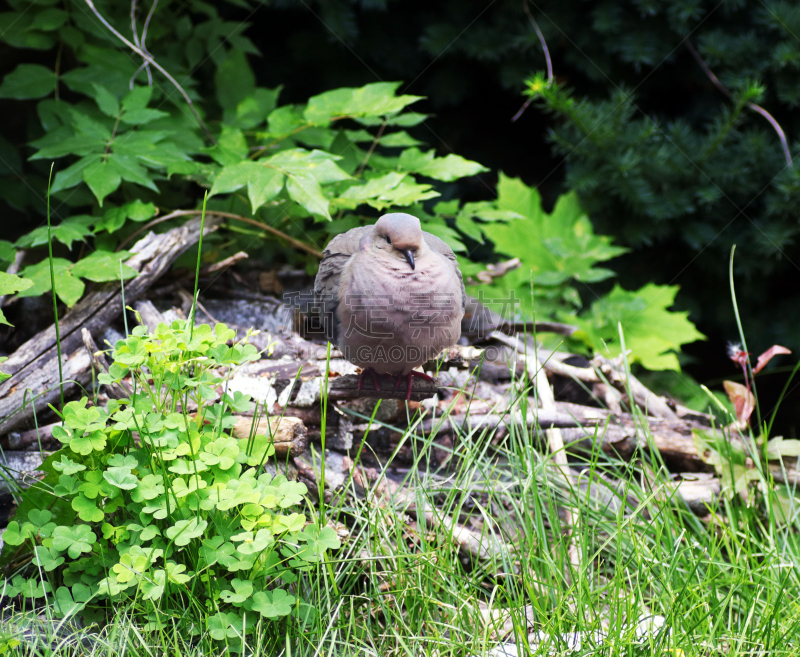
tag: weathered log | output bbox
[0,217,222,434]
[343,400,707,472]
[231,415,308,457]
[2,421,60,451]
[0,450,50,494]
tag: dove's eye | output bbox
[385,236,392,245]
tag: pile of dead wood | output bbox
[0,217,733,524]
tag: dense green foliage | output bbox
[0,0,706,374]
[1,318,339,644]
[245,0,800,358]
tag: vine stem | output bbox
[130,0,153,86]
[115,209,323,258]
[83,0,216,144]
[686,41,792,167]
[513,0,554,122]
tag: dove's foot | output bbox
[393,370,435,400]
[357,367,382,393]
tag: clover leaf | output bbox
[2,520,34,546]
[53,584,92,617]
[208,611,242,641]
[52,455,86,475]
[70,429,107,455]
[51,525,97,559]
[130,473,165,502]
[80,470,113,499]
[199,437,239,470]
[294,525,341,562]
[72,493,104,522]
[219,578,254,605]
[53,474,81,497]
[165,517,207,547]
[165,561,191,584]
[33,546,65,572]
[104,467,138,490]
[249,589,295,618]
[107,454,138,468]
[141,569,165,601]
[199,537,238,568]
[231,528,273,556]
[18,578,52,599]
[273,513,306,534]
[112,552,149,584]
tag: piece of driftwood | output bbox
[230,415,308,457]
[0,450,49,494]
[0,217,222,434]
[490,331,679,421]
[81,328,132,401]
[2,422,60,451]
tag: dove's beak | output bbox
[401,249,415,270]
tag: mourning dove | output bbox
[314,213,466,399]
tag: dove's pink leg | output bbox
[399,370,435,400]
[357,367,382,393]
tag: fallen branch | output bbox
[231,415,308,458]
[0,217,222,434]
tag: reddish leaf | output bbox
[723,380,756,426]
[753,345,792,374]
[727,343,749,368]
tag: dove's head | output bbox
[372,213,425,270]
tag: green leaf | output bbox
[295,525,341,562]
[249,589,295,618]
[95,199,157,233]
[2,521,34,546]
[0,64,55,99]
[0,240,15,264]
[165,517,207,547]
[573,283,705,371]
[219,578,254,605]
[50,156,102,194]
[106,154,159,190]
[92,83,119,117]
[0,271,32,300]
[120,108,169,125]
[17,258,84,306]
[483,174,627,286]
[103,468,138,490]
[379,131,424,147]
[53,584,92,618]
[71,250,137,282]
[229,86,281,129]
[338,171,438,210]
[33,546,64,572]
[304,82,422,124]
[27,509,53,527]
[83,161,121,206]
[413,152,488,182]
[29,8,68,31]
[15,215,94,250]
[215,48,255,110]
[71,494,104,522]
[70,429,107,455]
[286,173,330,219]
[52,455,86,476]
[210,161,285,213]
[122,85,153,111]
[208,612,242,640]
[51,524,97,558]
[231,528,273,555]
[207,126,248,166]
